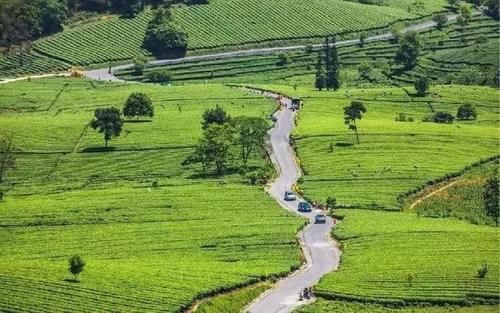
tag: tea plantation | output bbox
[0,78,304,312]
[0,0,447,77]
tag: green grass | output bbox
[195,282,272,313]
[296,299,499,313]
[0,0,448,77]
[251,84,498,208]
[0,78,304,312]
[314,209,499,304]
[405,160,499,226]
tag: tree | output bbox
[431,111,454,124]
[395,31,421,69]
[459,4,472,24]
[326,36,340,91]
[456,103,477,120]
[68,255,85,281]
[484,176,499,225]
[202,105,231,129]
[143,6,188,59]
[232,116,268,165]
[90,107,124,148]
[326,196,337,209]
[0,136,16,183]
[315,53,327,91]
[147,70,172,84]
[359,32,367,47]
[343,101,367,144]
[414,76,430,96]
[358,62,373,81]
[183,124,235,175]
[432,13,448,30]
[123,92,154,119]
[132,57,147,76]
[277,53,289,66]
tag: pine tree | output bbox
[326,36,341,91]
[315,52,326,91]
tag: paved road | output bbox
[245,90,340,313]
[84,13,459,82]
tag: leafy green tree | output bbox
[68,255,85,281]
[326,196,337,209]
[277,53,289,66]
[315,53,327,91]
[147,70,172,84]
[456,103,477,120]
[183,124,235,175]
[132,57,147,76]
[123,93,154,119]
[202,105,231,129]
[143,6,188,59]
[0,136,16,183]
[343,101,367,144]
[358,62,373,80]
[432,13,448,29]
[326,36,340,90]
[232,116,268,165]
[395,31,421,69]
[414,76,430,96]
[484,176,499,225]
[459,4,472,23]
[431,111,454,124]
[90,107,124,148]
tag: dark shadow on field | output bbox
[187,165,260,179]
[63,278,80,283]
[335,142,354,147]
[124,119,153,123]
[81,146,117,153]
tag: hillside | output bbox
[0,0,447,77]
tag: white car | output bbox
[284,191,296,201]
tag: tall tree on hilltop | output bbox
[326,36,340,91]
[315,52,326,91]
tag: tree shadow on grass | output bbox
[124,119,153,124]
[63,278,79,283]
[187,166,245,180]
[81,146,117,153]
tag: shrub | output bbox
[326,196,337,209]
[147,70,172,84]
[430,111,454,124]
[477,262,489,278]
[456,103,477,120]
[277,53,289,66]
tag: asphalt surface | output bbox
[84,13,459,82]
[246,91,340,313]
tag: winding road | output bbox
[244,90,340,313]
[84,13,459,82]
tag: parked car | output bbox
[315,214,327,224]
[298,201,312,212]
[284,191,296,201]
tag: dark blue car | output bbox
[298,201,312,212]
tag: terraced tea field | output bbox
[252,84,498,208]
[296,300,499,313]
[120,15,498,86]
[0,0,447,77]
[314,209,499,304]
[0,78,304,312]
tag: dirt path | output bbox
[243,88,340,313]
[408,180,460,210]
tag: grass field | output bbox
[0,0,448,77]
[0,78,304,312]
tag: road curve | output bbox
[84,14,459,81]
[244,89,340,313]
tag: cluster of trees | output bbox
[183,106,269,176]
[448,0,498,19]
[315,36,341,91]
[143,3,188,59]
[91,93,154,147]
[424,103,477,124]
